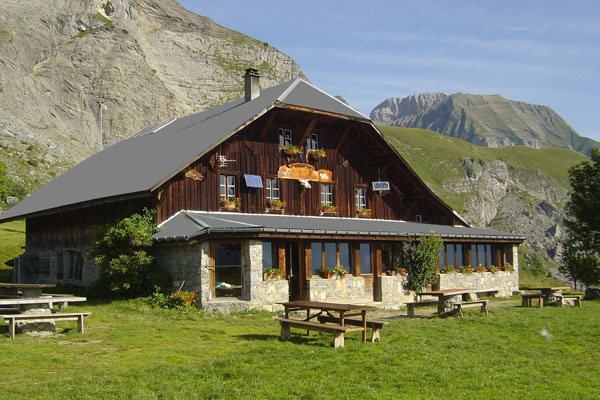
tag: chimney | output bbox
[244,68,260,102]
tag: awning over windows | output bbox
[244,174,263,188]
[153,211,526,242]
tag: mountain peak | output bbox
[371,92,599,155]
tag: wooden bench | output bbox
[274,316,358,348]
[405,301,439,317]
[453,300,488,318]
[555,294,582,308]
[521,293,545,307]
[2,312,91,339]
[316,315,387,342]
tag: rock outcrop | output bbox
[0,0,303,206]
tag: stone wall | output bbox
[438,271,518,297]
[154,241,204,294]
[306,276,367,302]
[377,275,414,308]
[245,240,289,312]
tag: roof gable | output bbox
[0,78,370,222]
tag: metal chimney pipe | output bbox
[244,68,260,102]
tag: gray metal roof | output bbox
[0,78,368,222]
[153,211,526,242]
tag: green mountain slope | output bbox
[372,93,600,155]
[379,125,588,272]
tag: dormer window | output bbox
[279,128,292,147]
[306,132,319,151]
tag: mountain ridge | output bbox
[371,92,599,155]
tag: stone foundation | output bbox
[377,275,413,308]
[306,276,366,302]
[438,271,518,297]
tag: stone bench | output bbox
[316,315,387,342]
[521,293,545,307]
[2,312,91,339]
[471,288,500,299]
[453,300,488,318]
[555,294,582,308]
[405,300,439,318]
[274,316,355,348]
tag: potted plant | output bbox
[262,267,282,281]
[396,267,408,276]
[281,145,300,155]
[386,269,395,276]
[267,199,286,210]
[442,265,456,274]
[320,204,337,215]
[308,148,326,159]
[320,267,334,279]
[475,264,486,273]
[488,265,499,273]
[502,262,514,272]
[357,208,372,218]
[220,197,240,211]
[461,265,473,274]
[333,264,348,279]
[169,290,198,307]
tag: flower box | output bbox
[220,197,240,212]
[357,208,372,218]
[281,145,300,156]
[308,149,326,159]
[263,268,283,281]
[320,205,337,216]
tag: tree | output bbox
[560,148,600,288]
[405,234,443,292]
[88,208,171,296]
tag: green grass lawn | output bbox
[0,220,25,282]
[0,300,598,399]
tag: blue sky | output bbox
[178,0,600,142]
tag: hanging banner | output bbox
[277,163,333,183]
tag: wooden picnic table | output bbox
[278,300,376,343]
[417,288,475,313]
[0,283,56,298]
[528,286,571,305]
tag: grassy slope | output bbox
[379,125,588,212]
[0,300,598,399]
[0,220,24,281]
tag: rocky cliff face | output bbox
[371,93,599,155]
[0,0,303,162]
[436,157,567,262]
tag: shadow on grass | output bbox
[237,333,332,347]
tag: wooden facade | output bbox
[154,107,460,225]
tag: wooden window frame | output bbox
[306,132,319,151]
[219,174,237,200]
[278,128,293,147]
[320,183,333,206]
[265,178,280,201]
[210,240,244,299]
[355,187,367,211]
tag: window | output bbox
[266,178,279,201]
[213,243,242,298]
[311,242,351,276]
[320,184,333,206]
[279,128,292,147]
[220,175,236,199]
[355,187,366,211]
[307,132,319,150]
[64,250,82,281]
[359,243,371,274]
[262,241,273,270]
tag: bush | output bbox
[405,235,443,292]
[88,208,171,297]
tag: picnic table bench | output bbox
[555,294,582,308]
[521,293,545,307]
[316,315,387,342]
[404,300,439,318]
[274,317,353,348]
[453,300,488,318]
[2,312,90,339]
[276,301,376,348]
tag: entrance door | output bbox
[285,242,302,301]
